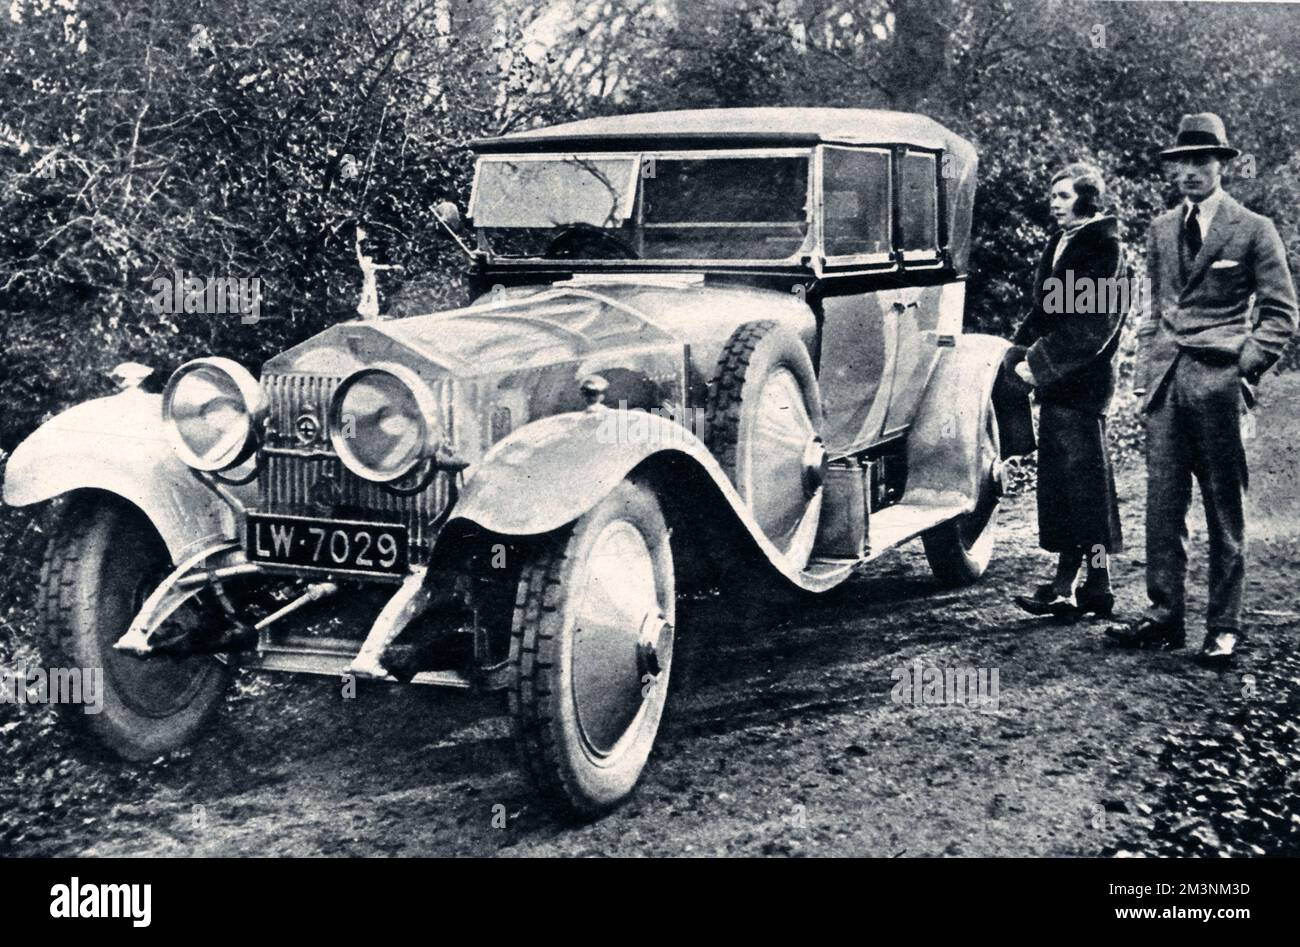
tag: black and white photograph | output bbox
[0,0,1297,911]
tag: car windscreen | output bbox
[471,155,640,229]
[472,152,811,262]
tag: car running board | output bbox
[865,500,971,555]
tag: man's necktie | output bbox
[1184,204,1203,259]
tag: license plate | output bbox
[246,514,409,576]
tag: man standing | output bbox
[1107,113,1297,665]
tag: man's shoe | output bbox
[1105,617,1185,650]
[1195,628,1242,668]
[1014,583,1077,617]
[1074,587,1115,619]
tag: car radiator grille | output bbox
[256,373,453,566]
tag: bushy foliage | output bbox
[0,0,572,451]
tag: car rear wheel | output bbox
[922,399,1001,584]
[37,494,230,761]
[507,478,675,817]
[705,320,826,569]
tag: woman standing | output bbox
[1008,162,1126,618]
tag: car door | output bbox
[816,146,898,456]
[880,148,959,438]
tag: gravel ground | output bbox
[2,374,1297,858]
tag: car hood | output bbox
[259,275,816,468]
[262,276,814,382]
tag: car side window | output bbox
[899,151,939,254]
[822,147,891,260]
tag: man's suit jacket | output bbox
[1136,191,1298,412]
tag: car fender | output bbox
[444,408,832,588]
[2,389,254,561]
[902,332,1033,510]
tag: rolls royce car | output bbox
[3,108,1032,815]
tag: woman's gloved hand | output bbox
[1000,344,1034,392]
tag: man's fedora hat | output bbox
[1159,112,1240,161]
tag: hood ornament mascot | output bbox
[354,225,403,321]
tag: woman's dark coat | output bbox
[1007,215,1126,413]
[1006,215,1126,554]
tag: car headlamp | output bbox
[162,358,265,472]
[328,365,439,483]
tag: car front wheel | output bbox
[507,477,675,817]
[37,494,230,761]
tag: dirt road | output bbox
[4,375,1298,858]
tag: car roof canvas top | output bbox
[474,107,963,151]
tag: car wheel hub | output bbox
[571,521,670,758]
[742,367,821,553]
[801,435,828,497]
[110,571,210,718]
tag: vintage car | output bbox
[3,108,1031,815]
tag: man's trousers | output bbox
[1143,351,1249,632]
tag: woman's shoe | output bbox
[1013,583,1078,617]
[1074,586,1114,618]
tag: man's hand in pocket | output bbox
[1238,339,1273,386]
